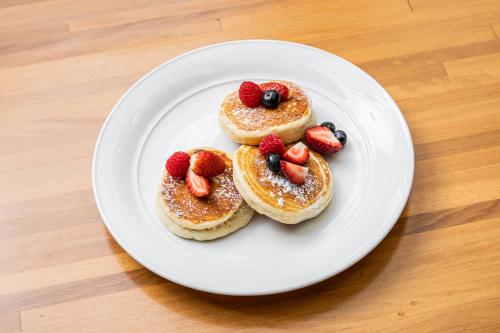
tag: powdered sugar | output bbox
[212,170,242,203]
[259,171,317,204]
[223,81,310,131]
[255,156,318,205]
[232,107,265,125]
[161,167,242,220]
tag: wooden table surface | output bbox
[1,0,500,332]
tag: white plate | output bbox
[93,40,414,296]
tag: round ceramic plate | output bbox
[93,40,414,296]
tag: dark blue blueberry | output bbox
[262,90,281,109]
[266,153,281,173]
[321,121,336,133]
[334,130,347,146]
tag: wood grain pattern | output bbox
[1,0,500,331]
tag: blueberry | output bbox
[262,90,281,109]
[334,130,347,146]
[321,121,336,133]
[266,153,281,173]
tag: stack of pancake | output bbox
[158,81,333,241]
[220,81,333,224]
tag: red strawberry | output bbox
[186,168,210,197]
[305,126,342,155]
[239,81,263,108]
[165,151,190,179]
[259,133,286,156]
[260,82,290,101]
[283,142,309,165]
[190,150,226,178]
[280,160,308,185]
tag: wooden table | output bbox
[1,0,500,331]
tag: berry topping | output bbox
[320,121,336,133]
[280,160,308,185]
[238,81,263,108]
[260,82,290,101]
[190,150,226,178]
[334,130,347,146]
[186,168,210,198]
[305,126,342,154]
[165,151,190,179]
[259,133,286,156]
[266,153,281,173]
[261,90,281,109]
[283,142,309,165]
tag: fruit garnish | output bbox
[280,160,308,185]
[186,168,210,197]
[261,90,281,109]
[305,126,342,155]
[266,153,281,173]
[259,133,286,156]
[334,130,347,146]
[190,150,226,178]
[238,81,263,108]
[165,151,190,179]
[320,121,336,133]
[260,82,290,101]
[283,142,309,165]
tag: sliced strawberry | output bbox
[259,82,290,101]
[190,150,226,178]
[305,126,342,155]
[186,168,210,197]
[280,160,308,185]
[283,142,309,165]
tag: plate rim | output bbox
[92,39,415,295]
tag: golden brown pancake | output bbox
[158,149,244,230]
[233,144,332,224]
[219,81,316,145]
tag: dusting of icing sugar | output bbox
[212,170,242,203]
[259,171,317,204]
[254,156,318,205]
[232,107,265,125]
[161,167,242,220]
[224,81,310,131]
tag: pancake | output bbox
[233,144,332,224]
[159,200,254,241]
[157,148,253,240]
[219,81,316,145]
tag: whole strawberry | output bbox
[259,133,286,156]
[191,150,226,178]
[165,151,191,179]
[260,82,290,102]
[239,81,263,108]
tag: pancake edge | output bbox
[219,104,316,145]
[158,201,254,241]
